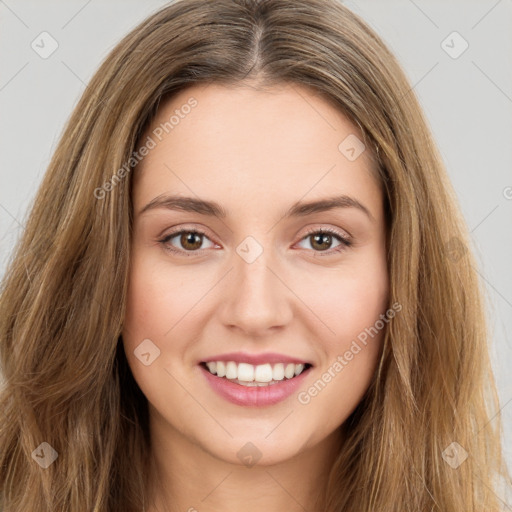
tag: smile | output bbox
[199,360,313,407]
[202,361,310,386]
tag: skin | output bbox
[122,82,389,512]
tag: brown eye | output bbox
[309,232,334,251]
[296,228,352,256]
[179,232,203,250]
[160,229,216,255]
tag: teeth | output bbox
[203,361,309,383]
[237,362,254,382]
[273,363,285,381]
[294,363,304,376]
[216,361,226,378]
[226,361,237,379]
[254,363,273,382]
[284,363,295,379]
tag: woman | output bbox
[0,0,509,510]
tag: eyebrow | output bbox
[138,194,374,222]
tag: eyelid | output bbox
[299,225,351,243]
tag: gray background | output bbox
[0,0,511,501]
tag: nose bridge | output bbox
[218,234,292,334]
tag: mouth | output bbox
[199,360,313,387]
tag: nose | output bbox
[217,245,293,337]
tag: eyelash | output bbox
[158,226,352,258]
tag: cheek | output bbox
[304,250,389,345]
[295,248,388,417]
[122,249,218,391]
[123,250,206,343]
[296,286,388,435]
[121,255,199,419]
[122,252,185,389]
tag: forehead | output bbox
[133,83,381,216]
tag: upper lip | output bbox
[201,352,312,366]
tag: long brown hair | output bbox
[0,0,509,510]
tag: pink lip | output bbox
[199,364,312,407]
[201,351,311,365]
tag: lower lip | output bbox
[200,364,311,407]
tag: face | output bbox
[122,82,389,467]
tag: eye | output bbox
[159,228,216,256]
[296,227,352,256]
